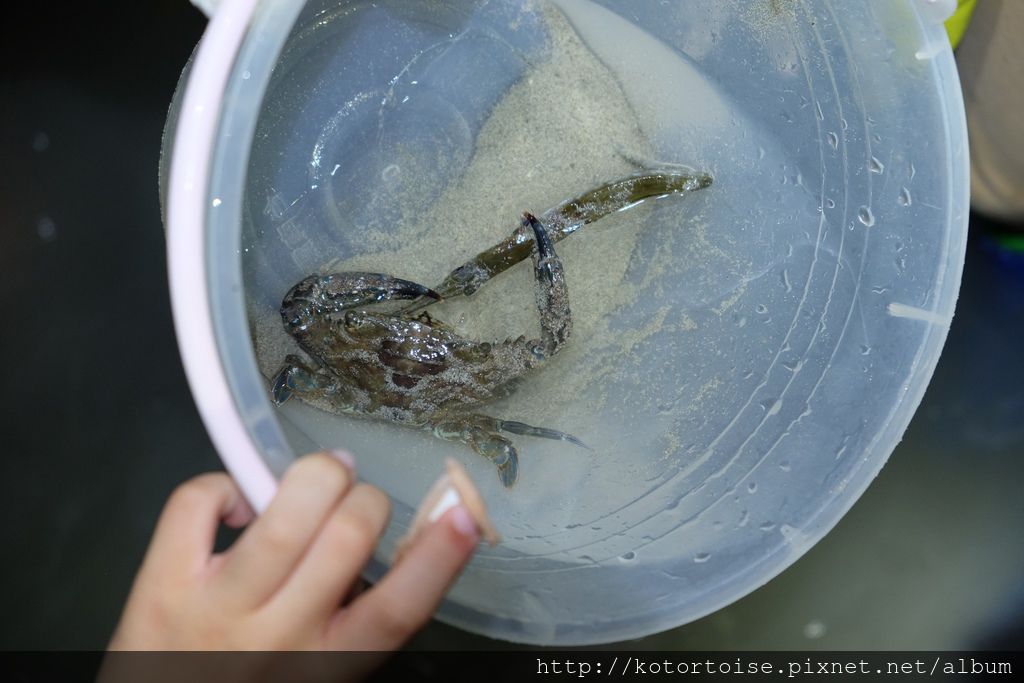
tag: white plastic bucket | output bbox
[163,0,969,645]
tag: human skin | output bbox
[106,451,480,655]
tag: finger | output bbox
[216,452,354,609]
[141,473,251,582]
[223,497,256,529]
[330,505,479,650]
[264,483,390,626]
[343,578,370,605]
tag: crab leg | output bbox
[431,412,588,488]
[429,415,517,487]
[418,169,712,303]
[500,420,589,450]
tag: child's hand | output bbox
[107,451,481,651]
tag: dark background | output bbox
[1,1,1022,651]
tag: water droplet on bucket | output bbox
[826,132,838,149]
[264,191,287,220]
[825,198,836,209]
[804,620,827,639]
[747,482,758,493]
[857,206,875,227]
[36,216,56,242]
[869,156,884,174]
[694,552,711,563]
[898,187,912,206]
[782,359,803,372]
[619,551,636,562]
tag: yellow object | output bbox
[945,0,977,49]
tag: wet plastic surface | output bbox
[3,0,1019,652]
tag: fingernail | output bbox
[393,463,500,564]
[426,484,461,523]
[448,504,480,539]
[328,449,356,473]
[443,458,500,545]
[424,484,480,538]
[394,475,457,563]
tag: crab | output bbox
[271,169,712,486]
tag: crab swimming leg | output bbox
[413,169,713,304]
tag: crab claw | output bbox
[523,212,554,257]
[477,437,519,488]
[271,355,323,405]
[271,366,294,405]
[523,212,559,288]
[282,273,439,332]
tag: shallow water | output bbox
[246,0,823,562]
